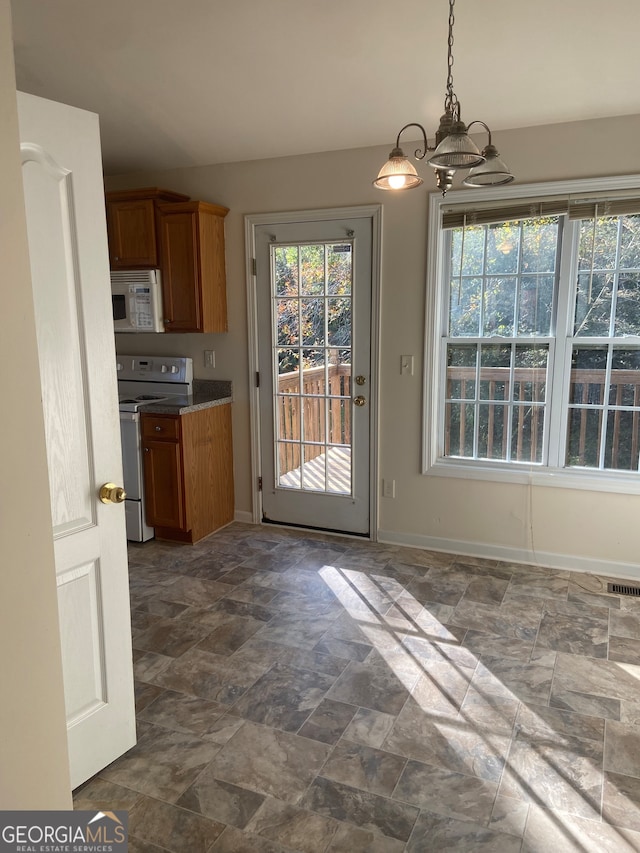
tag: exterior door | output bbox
[18,92,136,789]
[256,216,373,534]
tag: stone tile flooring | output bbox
[74,523,640,851]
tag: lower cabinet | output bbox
[141,404,234,543]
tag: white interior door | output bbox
[18,92,136,789]
[256,215,373,535]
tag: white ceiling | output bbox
[11,0,640,175]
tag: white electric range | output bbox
[117,355,193,541]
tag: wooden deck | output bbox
[279,445,351,494]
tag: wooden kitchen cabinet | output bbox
[105,187,189,269]
[141,404,234,544]
[158,200,229,333]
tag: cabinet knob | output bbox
[144,447,149,452]
[155,425,162,431]
[114,256,119,261]
[165,319,173,324]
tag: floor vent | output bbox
[608,582,640,596]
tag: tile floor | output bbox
[74,523,640,852]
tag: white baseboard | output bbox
[234,510,255,524]
[377,529,640,582]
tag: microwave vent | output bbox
[110,269,159,285]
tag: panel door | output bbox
[256,216,372,535]
[18,92,136,789]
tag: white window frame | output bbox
[423,174,640,495]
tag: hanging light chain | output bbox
[445,0,458,115]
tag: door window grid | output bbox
[271,242,353,493]
[439,212,640,474]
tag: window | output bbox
[425,177,640,492]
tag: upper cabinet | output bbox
[105,188,229,333]
[158,201,229,333]
[106,187,189,269]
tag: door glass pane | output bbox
[272,243,353,494]
[328,298,351,346]
[302,444,326,491]
[300,244,325,295]
[277,299,299,345]
[302,298,325,345]
[274,246,299,295]
[328,244,352,295]
[303,397,325,444]
[278,442,301,488]
[328,398,350,444]
[277,395,301,442]
[327,446,351,493]
[300,349,325,395]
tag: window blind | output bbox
[441,191,640,229]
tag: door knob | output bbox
[353,395,366,407]
[99,483,127,504]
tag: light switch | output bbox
[204,350,215,368]
[401,355,414,375]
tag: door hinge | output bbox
[258,476,263,491]
[256,371,260,387]
[252,257,257,276]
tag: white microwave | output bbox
[111,269,164,333]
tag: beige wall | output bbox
[107,113,640,574]
[0,0,71,808]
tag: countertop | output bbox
[141,379,232,415]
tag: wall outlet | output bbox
[382,478,396,498]
[401,355,414,375]
[204,350,215,368]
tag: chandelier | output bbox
[373,0,514,196]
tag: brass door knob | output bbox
[353,395,366,407]
[99,483,127,504]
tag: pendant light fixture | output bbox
[373,0,514,195]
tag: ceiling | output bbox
[11,0,640,176]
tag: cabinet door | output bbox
[107,199,158,267]
[159,211,202,332]
[142,439,186,529]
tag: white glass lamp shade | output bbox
[427,122,484,170]
[374,148,423,190]
[463,144,515,187]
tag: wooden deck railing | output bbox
[277,363,351,475]
[446,366,640,468]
